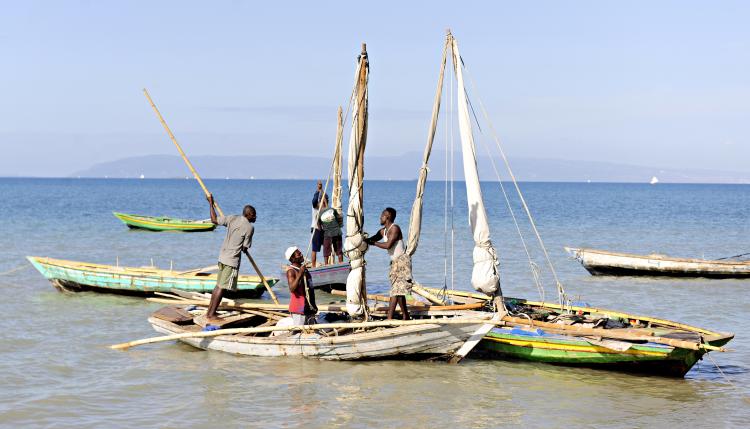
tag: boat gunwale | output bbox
[420,286,732,338]
[149,316,483,346]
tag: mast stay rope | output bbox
[459,57,567,306]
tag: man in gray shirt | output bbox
[205,193,256,322]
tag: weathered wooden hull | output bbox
[148,315,489,360]
[279,262,350,291]
[418,286,734,377]
[478,327,731,377]
[113,212,216,232]
[565,247,750,278]
[27,256,277,298]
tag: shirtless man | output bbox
[205,194,256,322]
[366,207,411,320]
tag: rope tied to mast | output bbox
[460,60,569,307]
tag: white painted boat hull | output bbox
[565,247,750,278]
[279,262,350,290]
[149,314,488,360]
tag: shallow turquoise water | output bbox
[0,178,747,428]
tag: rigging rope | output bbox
[461,60,568,307]
[716,252,750,261]
[471,99,546,302]
[706,353,739,389]
[303,75,359,261]
[0,264,30,276]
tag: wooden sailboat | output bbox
[113,212,216,232]
[146,307,491,360]
[27,256,277,298]
[405,31,733,376]
[124,44,492,360]
[565,247,750,278]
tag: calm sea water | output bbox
[0,178,748,428]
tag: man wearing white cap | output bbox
[285,246,318,325]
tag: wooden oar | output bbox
[448,297,505,364]
[143,88,279,305]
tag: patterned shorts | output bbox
[388,254,413,297]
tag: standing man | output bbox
[366,207,411,320]
[285,246,318,325]
[205,193,256,323]
[310,181,326,267]
[320,196,344,264]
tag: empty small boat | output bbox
[565,247,750,278]
[113,212,216,232]
[27,256,278,298]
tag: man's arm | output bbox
[207,194,219,225]
[370,225,401,250]
[286,265,306,293]
[365,228,384,245]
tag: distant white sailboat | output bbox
[139,174,145,179]
[649,176,659,185]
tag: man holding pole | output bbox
[205,193,256,323]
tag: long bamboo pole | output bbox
[142,88,222,213]
[142,88,279,304]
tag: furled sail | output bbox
[405,40,448,257]
[401,37,451,305]
[450,35,501,295]
[332,106,344,212]
[344,44,370,317]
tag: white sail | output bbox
[344,45,370,317]
[451,36,500,295]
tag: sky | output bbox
[0,1,748,177]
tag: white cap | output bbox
[285,246,300,262]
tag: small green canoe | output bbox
[113,212,216,232]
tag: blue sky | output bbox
[0,1,748,176]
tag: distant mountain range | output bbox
[71,153,750,184]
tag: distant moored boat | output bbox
[565,247,750,278]
[113,212,216,232]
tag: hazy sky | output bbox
[1,1,748,176]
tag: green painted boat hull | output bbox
[27,256,277,299]
[113,212,216,232]
[477,328,731,377]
